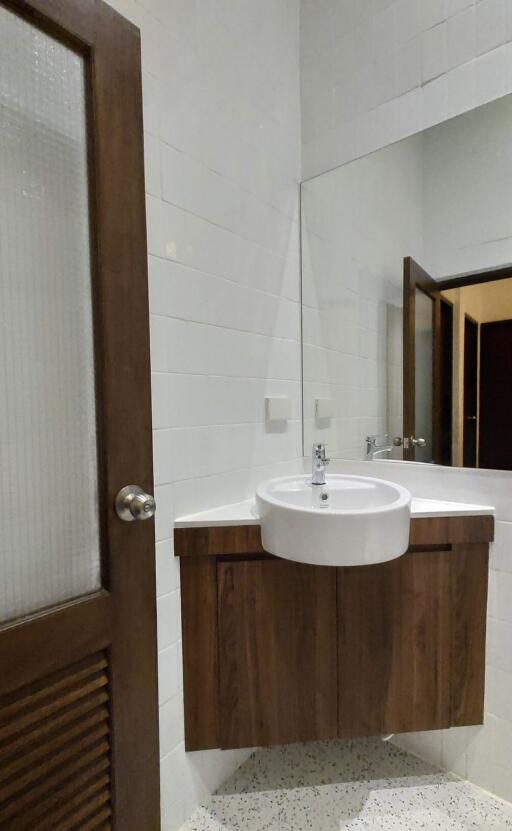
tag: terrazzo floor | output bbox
[181,738,512,830]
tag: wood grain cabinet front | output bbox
[217,559,338,749]
[177,519,492,752]
[338,544,488,738]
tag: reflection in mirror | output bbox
[301,95,512,471]
[414,288,433,464]
[441,278,512,470]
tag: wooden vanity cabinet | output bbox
[175,516,492,752]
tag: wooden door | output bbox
[480,319,512,470]
[0,2,160,829]
[439,299,454,466]
[403,257,442,463]
[217,559,338,749]
[338,551,452,737]
[463,316,479,468]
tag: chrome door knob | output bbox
[411,437,426,448]
[115,485,156,522]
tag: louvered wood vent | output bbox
[0,652,112,830]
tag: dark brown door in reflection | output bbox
[440,299,454,466]
[480,320,512,470]
[403,257,442,463]
[463,316,478,468]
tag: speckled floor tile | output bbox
[180,738,512,831]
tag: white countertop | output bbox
[174,496,495,529]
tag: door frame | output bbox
[436,264,512,292]
[0,1,160,828]
[463,315,479,468]
[439,296,454,466]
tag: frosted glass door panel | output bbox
[415,289,434,464]
[0,7,101,622]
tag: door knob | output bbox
[115,485,156,522]
[396,437,427,449]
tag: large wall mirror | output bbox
[301,94,512,471]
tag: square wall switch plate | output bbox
[265,397,291,422]
[315,398,334,419]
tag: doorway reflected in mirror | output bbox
[441,275,512,470]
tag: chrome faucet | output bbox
[365,434,394,460]
[311,443,330,485]
[366,434,426,460]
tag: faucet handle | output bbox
[313,443,330,464]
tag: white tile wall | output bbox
[103,1,302,829]
[301,0,512,179]
[301,135,424,458]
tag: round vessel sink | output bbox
[256,474,411,567]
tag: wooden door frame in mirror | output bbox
[437,265,512,291]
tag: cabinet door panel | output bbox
[451,544,488,726]
[337,559,400,738]
[218,559,337,749]
[338,551,452,737]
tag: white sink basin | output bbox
[256,475,411,567]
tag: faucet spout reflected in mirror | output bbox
[365,435,427,460]
[365,434,394,461]
[365,433,406,462]
[311,443,330,485]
